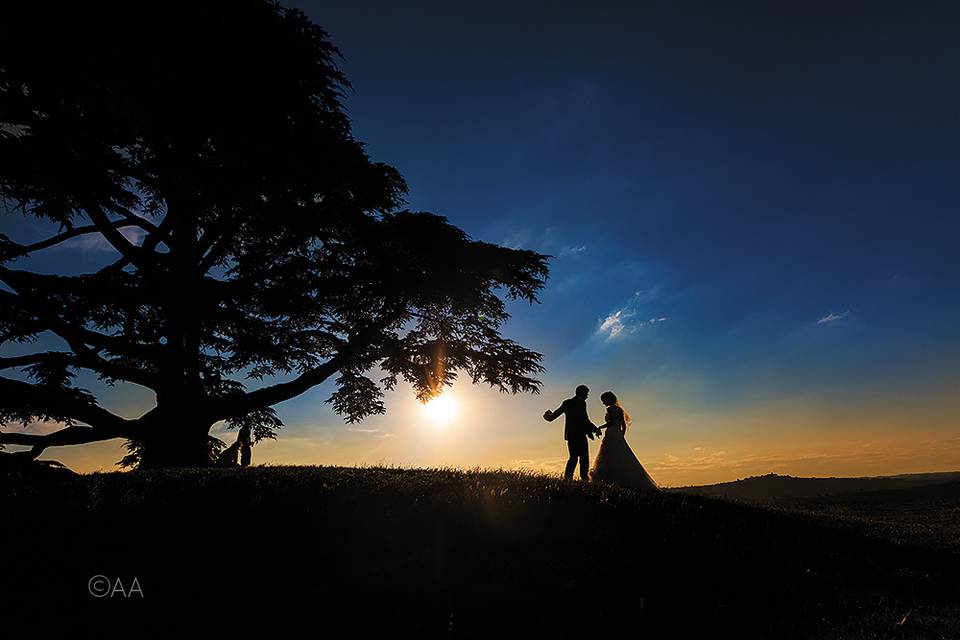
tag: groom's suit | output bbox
[546,396,598,480]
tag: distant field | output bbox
[775,481,960,552]
[2,465,958,637]
[675,472,960,554]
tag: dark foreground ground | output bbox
[1,465,958,638]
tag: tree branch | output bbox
[0,270,162,364]
[0,351,74,370]
[198,233,235,274]
[102,201,163,236]
[208,309,407,420]
[143,214,174,253]
[0,424,129,453]
[1,220,140,261]
[0,346,157,390]
[196,214,242,274]
[0,375,134,434]
[85,203,159,274]
[94,212,173,276]
[211,355,346,420]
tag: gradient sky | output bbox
[3,1,959,485]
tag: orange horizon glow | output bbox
[19,376,960,487]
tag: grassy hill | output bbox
[2,465,958,637]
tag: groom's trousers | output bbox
[564,436,589,480]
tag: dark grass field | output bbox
[777,481,960,554]
[2,465,958,637]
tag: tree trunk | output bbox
[136,410,215,469]
[135,195,213,470]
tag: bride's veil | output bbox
[615,399,631,430]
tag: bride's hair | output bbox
[600,391,632,429]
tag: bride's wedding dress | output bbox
[589,404,659,490]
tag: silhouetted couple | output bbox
[216,424,253,467]
[543,385,658,490]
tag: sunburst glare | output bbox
[422,394,457,426]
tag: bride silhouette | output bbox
[589,391,659,491]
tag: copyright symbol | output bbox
[88,574,110,597]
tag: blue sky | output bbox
[303,0,960,396]
[2,1,959,482]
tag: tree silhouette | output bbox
[0,0,548,468]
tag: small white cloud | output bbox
[817,311,849,325]
[599,309,630,338]
[59,226,147,253]
[598,310,667,340]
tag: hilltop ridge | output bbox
[676,470,960,500]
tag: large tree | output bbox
[0,0,548,468]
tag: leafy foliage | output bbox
[0,0,549,466]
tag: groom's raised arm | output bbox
[543,401,566,421]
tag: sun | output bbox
[422,394,457,426]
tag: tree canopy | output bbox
[0,0,549,468]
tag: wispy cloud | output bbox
[0,419,65,436]
[347,427,394,439]
[558,244,587,257]
[498,226,589,259]
[652,449,729,472]
[597,291,668,340]
[646,436,960,480]
[817,311,849,325]
[500,232,530,250]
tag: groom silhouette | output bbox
[543,385,602,480]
